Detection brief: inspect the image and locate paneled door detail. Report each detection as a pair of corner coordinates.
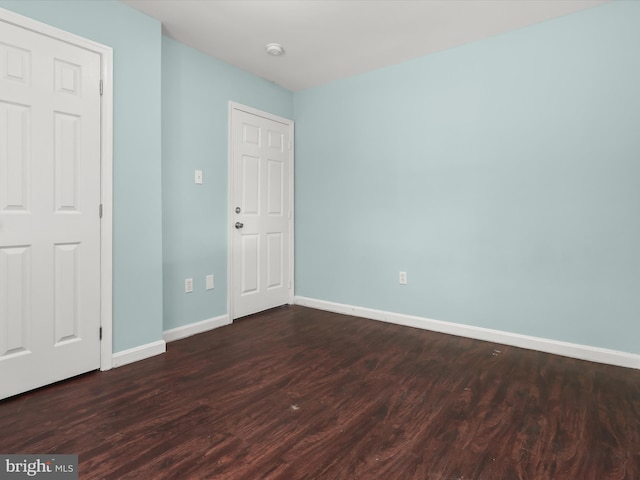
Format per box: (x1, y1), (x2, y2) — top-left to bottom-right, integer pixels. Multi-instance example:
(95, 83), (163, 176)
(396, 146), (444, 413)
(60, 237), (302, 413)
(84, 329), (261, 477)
(0, 18), (101, 399)
(231, 107), (293, 319)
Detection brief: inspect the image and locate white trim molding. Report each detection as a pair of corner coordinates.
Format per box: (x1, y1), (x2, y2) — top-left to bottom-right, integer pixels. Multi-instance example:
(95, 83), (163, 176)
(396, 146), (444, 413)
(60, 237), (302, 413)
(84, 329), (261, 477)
(112, 340), (166, 368)
(294, 296), (640, 370)
(99, 39), (114, 372)
(163, 314), (231, 343)
(0, 7), (114, 371)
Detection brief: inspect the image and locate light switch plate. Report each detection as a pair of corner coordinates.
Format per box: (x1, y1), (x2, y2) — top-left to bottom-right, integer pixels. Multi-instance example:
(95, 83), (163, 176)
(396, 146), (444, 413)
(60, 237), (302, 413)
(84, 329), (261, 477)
(206, 274), (214, 290)
(195, 170), (203, 184)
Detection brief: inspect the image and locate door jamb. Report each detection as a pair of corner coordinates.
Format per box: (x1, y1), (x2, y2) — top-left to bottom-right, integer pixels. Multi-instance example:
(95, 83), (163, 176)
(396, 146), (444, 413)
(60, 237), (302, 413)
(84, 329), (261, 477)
(227, 102), (294, 321)
(0, 8), (114, 370)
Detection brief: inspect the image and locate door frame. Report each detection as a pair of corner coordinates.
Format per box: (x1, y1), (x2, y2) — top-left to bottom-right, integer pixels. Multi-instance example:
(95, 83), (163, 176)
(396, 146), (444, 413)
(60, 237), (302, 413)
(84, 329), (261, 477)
(227, 102), (294, 321)
(0, 8), (114, 370)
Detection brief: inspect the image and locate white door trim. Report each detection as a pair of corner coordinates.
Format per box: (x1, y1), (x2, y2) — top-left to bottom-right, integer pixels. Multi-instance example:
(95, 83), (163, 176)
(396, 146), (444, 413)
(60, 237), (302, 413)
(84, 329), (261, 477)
(0, 7), (114, 370)
(227, 102), (294, 321)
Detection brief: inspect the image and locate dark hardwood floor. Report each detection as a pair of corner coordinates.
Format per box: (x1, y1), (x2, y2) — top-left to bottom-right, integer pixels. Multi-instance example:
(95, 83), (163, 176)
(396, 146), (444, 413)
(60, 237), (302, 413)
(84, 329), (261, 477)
(2, 305), (640, 479)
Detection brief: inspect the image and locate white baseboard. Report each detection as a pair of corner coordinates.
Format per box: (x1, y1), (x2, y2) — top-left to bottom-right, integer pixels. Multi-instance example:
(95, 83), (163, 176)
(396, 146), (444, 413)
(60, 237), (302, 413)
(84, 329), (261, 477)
(110, 315), (231, 369)
(294, 296), (640, 370)
(112, 340), (166, 368)
(163, 314), (231, 343)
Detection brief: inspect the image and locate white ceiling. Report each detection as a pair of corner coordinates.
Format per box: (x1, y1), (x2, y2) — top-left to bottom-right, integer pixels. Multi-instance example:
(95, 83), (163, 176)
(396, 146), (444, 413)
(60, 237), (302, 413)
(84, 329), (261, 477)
(121, 0), (609, 92)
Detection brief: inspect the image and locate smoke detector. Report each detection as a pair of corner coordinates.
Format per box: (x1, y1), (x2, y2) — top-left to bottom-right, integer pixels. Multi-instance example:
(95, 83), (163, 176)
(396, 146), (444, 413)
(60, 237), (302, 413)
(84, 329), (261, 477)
(265, 43), (285, 56)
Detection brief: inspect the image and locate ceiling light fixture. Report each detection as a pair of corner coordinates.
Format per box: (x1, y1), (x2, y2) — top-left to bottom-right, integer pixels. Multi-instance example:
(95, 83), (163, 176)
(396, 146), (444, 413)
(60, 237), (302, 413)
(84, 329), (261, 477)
(265, 43), (285, 56)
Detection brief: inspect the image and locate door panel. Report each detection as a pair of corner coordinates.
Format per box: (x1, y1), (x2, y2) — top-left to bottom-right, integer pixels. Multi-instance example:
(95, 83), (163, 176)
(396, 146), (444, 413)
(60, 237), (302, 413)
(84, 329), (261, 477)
(0, 246), (30, 358)
(0, 19), (101, 399)
(54, 242), (80, 344)
(231, 107), (292, 319)
(242, 154), (260, 215)
(0, 101), (30, 212)
(266, 159), (283, 215)
(54, 112), (81, 212)
(242, 234), (260, 297)
(266, 232), (283, 289)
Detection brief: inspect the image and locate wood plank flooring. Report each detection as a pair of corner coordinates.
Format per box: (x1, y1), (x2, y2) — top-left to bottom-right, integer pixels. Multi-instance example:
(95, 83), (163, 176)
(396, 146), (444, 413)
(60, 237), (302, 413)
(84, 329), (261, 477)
(1, 305), (639, 479)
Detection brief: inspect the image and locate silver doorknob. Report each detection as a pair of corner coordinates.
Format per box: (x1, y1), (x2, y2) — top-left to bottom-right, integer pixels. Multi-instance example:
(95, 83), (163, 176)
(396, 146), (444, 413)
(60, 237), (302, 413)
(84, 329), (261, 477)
(235, 222), (244, 229)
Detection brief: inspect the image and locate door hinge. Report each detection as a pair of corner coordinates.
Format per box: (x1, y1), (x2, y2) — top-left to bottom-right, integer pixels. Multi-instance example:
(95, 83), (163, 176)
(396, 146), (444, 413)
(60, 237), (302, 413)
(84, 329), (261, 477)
(99, 327), (103, 340)
(100, 80), (103, 96)
(99, 204), (103, 218)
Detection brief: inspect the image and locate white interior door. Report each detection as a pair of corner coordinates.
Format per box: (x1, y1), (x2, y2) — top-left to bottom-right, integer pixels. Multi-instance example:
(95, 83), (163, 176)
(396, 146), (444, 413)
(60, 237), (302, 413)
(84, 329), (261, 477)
(230, 105), (293, 319)
(0, 18), (102, 399)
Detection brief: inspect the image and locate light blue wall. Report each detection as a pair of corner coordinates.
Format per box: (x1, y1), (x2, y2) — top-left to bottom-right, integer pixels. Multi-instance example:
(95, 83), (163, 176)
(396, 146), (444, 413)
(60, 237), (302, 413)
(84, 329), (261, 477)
(294, 1), (640, 354)
(0, 0), (164, 352)
(161, 36), (293, 330)
(5, 0), (638, 358)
